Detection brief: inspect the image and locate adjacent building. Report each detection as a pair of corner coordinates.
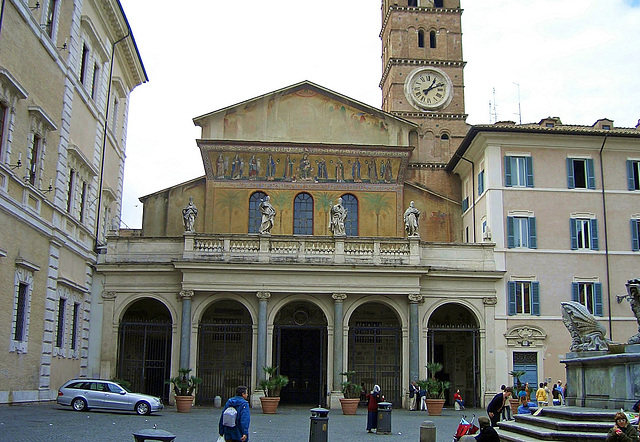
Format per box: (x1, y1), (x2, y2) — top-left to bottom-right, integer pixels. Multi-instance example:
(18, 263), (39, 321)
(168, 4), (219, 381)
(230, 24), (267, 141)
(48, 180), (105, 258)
(448, 118), (640, 389)
(0, 0), (146, 403)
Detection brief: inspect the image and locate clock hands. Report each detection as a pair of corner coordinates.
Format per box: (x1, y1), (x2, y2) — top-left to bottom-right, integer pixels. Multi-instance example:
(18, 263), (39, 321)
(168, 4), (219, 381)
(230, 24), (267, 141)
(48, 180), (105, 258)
(421, 79), (445, 96)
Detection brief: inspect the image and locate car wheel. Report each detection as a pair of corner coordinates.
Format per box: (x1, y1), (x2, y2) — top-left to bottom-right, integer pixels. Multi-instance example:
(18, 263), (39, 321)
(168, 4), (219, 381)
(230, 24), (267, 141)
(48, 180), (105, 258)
(72, 397), (87, 412)
(135, 401), (151, 416)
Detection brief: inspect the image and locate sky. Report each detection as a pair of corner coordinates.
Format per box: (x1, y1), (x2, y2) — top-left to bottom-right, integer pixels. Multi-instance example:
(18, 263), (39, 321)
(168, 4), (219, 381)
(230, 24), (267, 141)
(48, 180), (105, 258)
(118, 0), (640, 229)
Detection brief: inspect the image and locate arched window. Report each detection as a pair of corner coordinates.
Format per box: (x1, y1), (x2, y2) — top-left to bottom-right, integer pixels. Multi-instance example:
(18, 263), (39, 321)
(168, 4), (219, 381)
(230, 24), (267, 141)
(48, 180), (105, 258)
(293, 193), (313, 235)
(249, 191), (267, 233)
(430, 30), (436, 49)
(418, 30), (425, 48)
(441, 133), (450, 140)
(342, 194), (358, 237)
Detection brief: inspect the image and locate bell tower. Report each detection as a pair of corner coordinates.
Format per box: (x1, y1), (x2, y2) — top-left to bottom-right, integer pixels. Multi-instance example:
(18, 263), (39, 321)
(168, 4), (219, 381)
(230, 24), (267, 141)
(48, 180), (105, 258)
(380, 0), (467, 165)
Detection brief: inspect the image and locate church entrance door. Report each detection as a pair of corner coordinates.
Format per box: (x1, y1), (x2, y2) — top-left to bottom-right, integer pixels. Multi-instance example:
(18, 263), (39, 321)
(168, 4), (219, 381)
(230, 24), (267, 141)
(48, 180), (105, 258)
(272, 302), (328, 406)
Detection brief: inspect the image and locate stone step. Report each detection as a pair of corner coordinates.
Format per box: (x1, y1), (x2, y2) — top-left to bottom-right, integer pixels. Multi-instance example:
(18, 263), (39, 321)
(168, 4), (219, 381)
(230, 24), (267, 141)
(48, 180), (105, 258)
(510, 414), (611, 433)
(540, 406), (619, 423)
(497, 422), (608, 441)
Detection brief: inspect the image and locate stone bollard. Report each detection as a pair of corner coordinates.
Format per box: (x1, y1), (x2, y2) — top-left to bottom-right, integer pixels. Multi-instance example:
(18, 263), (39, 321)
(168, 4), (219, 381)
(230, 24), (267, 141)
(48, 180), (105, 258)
(420, 420), (436, 442)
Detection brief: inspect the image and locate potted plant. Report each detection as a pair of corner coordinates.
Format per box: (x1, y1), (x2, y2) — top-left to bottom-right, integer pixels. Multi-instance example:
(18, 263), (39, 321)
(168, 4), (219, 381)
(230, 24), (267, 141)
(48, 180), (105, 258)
(166, 367), (202, 413)
(509, 370), (526, 414)
(339, 371), (363, 415)
(258, 366), (289, 414)
(420, 362), (451, 416)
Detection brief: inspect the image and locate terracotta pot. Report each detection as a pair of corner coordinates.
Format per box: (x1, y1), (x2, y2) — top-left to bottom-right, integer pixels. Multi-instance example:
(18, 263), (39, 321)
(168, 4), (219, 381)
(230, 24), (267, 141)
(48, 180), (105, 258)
(425, 398), (445, 416)
(339, 398), (360, 415)
(175, 395), (194, 413)
(509, 398), (519, 415)
(260, 396), (281, 414)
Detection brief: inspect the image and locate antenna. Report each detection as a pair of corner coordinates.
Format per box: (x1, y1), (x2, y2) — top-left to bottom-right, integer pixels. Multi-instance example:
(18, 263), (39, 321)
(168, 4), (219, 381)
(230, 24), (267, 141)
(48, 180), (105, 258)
(513, 82), (522, 124)
(489, 88), (498, 123)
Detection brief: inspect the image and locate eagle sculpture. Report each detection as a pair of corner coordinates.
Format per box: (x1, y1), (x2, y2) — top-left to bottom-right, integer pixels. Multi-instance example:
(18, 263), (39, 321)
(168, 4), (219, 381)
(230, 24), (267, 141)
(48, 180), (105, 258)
(561, 301), (612, 352)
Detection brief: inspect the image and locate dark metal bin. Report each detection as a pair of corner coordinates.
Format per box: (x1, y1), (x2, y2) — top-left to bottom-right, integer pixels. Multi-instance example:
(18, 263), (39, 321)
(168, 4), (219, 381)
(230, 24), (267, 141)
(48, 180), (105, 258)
(309, 407), (329, 442)
(377, 401), (392, 434)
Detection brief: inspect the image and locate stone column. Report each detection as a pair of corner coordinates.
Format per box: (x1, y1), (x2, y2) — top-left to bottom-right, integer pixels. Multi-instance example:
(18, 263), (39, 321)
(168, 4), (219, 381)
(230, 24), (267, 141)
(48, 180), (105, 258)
(332, 293), (347, 390)
(179, 290), (194, 369)
(99, 291), (117, 379)
(331, 293), (347, 409)
(256, 291), (271, 383)
(408, 294), (423, 384)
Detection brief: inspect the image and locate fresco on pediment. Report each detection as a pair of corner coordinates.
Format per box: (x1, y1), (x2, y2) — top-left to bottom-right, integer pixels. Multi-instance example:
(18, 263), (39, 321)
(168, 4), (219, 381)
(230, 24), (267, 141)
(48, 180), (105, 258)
(212, 151), (400, 184)
(220, 89), (404, 146)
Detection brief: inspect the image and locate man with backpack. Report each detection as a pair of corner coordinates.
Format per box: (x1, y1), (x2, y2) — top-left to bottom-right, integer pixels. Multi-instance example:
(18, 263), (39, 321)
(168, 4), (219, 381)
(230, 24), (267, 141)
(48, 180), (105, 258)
(219, 386), (251, 442)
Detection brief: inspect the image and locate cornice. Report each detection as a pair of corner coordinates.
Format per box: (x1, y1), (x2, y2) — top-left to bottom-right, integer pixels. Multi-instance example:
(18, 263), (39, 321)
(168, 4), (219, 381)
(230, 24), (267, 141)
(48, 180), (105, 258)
(381, 6), (463, 38)
(391, 110), (467, 121)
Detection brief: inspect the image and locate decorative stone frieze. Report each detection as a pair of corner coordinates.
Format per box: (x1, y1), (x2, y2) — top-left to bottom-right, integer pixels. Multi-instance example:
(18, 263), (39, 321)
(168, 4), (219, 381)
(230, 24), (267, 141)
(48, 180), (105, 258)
(505, 326), (546, 348)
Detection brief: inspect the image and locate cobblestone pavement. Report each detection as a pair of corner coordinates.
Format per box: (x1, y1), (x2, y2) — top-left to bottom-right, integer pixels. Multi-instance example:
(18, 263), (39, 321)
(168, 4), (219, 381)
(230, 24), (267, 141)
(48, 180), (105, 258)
(0, 402), (481, 441)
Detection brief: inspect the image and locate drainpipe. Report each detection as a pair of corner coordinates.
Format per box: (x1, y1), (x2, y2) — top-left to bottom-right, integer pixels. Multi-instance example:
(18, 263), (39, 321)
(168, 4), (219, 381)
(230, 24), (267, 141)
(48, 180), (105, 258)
(598, 135), (612, 338)
(456, 155), (476, 243)
(94, 31), (130, 253)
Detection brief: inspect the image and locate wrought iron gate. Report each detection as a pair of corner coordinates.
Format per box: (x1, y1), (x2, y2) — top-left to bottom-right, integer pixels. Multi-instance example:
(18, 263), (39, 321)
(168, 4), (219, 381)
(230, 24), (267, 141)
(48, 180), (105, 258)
(197, 323), (252, 405)
(348, 326), (401, 406)
(117, 322), (172, 401)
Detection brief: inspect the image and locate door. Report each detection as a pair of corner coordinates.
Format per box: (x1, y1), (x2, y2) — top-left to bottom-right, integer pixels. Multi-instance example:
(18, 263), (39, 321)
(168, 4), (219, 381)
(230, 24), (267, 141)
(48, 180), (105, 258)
(275, 326), (326, 406)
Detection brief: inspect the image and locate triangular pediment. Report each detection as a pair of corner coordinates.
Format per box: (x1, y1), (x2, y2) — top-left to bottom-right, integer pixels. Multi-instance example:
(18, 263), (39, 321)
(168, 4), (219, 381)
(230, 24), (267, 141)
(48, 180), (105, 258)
(193, 81), (416, 146)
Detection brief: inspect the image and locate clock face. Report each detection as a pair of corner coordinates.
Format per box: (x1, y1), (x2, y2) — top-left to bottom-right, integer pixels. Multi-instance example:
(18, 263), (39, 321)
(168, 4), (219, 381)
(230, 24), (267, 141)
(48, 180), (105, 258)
(405, 68), (453, 110)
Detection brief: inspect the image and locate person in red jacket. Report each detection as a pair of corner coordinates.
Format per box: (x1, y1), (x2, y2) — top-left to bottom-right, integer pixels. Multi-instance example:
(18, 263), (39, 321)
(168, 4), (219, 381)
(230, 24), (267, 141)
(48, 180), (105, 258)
(365, 385), (384, 433)
(454, 389), (465, 409)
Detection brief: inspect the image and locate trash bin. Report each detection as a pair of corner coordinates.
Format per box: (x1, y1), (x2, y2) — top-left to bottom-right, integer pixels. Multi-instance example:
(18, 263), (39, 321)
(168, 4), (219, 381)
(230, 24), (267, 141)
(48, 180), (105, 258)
(377, 401), (392, 435)
(309, 407), (329, 442)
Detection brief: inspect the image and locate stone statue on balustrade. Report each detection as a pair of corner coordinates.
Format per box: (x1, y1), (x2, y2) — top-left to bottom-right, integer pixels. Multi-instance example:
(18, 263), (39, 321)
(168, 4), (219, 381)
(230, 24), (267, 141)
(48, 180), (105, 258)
(561, 301), (614, 351)
(259, 196), (276, 235)
(404, 201), (421, 237)
(182, 197), (198, 233)
(330, 197), (347, 237)
(616, 279), (640, 344)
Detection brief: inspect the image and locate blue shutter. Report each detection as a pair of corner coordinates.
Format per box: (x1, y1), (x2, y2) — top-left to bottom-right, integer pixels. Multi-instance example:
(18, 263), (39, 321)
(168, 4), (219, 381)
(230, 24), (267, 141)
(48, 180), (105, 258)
(505, 156), (512, 187)
(594, 283), (603, 316)
(572, 282), (580, 302)
(478, 170), (484, 195)
(586, 158), (596, 189)
(507, 216), (515, 248)
(567, 158), (575, 189)
(525, 156), (534, 188)
(461, 197), (468, 212)
(570, 219), (578, 250)
(508, 281), (517, 315)
(590, 218), (599, 250)
(627, 160), (636, 191)
(632, 219), (639, 251)
(531, 282), (540, 316)
(528, 217), (537, 249)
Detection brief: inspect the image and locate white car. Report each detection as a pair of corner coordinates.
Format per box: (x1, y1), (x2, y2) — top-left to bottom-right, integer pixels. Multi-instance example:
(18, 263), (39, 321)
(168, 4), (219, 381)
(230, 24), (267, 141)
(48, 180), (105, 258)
(57, 379), (164, 415)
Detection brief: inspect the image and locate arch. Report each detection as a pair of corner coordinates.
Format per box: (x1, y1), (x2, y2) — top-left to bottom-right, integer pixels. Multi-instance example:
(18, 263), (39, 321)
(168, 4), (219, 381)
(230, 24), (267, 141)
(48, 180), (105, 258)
(430, 30), (437, 49)
(347, 301), (403, 406)
(293, 192), (313, 235)
(425, 302), (481, 408)
(248, 191), (267, 233)
(118, 297), (173, 401)
(418, 29), (425, 48)
(193, 292), (258, 326)
(341, 193), (358, 236)
(197, 299), (253, 405)
(115, 293), (177, 325)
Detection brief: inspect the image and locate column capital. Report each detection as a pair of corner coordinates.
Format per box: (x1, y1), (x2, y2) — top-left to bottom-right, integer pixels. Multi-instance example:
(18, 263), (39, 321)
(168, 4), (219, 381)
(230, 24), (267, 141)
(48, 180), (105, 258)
(179, 290), (194, 300)
(408, 294), (423, 303)
(483, 296), (497, 305)
(257, 291), (271, 300)
(101, 291), (116, 300)
(332, 293), (347, 301)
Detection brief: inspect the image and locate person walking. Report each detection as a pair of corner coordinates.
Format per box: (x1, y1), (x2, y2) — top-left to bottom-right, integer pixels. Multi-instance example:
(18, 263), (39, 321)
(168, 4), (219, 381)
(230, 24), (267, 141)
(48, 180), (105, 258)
(487, 387), (510, 427)
(219, 386), (250, 442)
(366, 385), (384, 433)
(536, 382), (547, 407)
